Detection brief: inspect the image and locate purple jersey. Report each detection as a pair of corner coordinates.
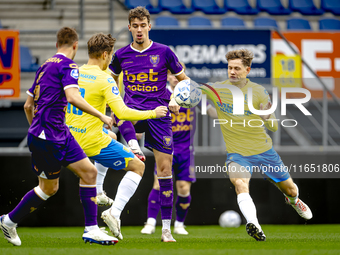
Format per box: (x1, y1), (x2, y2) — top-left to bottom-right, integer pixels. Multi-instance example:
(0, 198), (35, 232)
(27, 53), (79, 142)
(109, 41), (183, 110)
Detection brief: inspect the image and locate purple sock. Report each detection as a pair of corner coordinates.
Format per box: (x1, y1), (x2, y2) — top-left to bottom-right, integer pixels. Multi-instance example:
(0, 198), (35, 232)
(115, 116), (137, 143)
(79, 187), (97, 226)
(176, 194), (191, 223)
(159, 178), (173, 220)
(8, 189), (45, 223)
(147, 189), (161, 219)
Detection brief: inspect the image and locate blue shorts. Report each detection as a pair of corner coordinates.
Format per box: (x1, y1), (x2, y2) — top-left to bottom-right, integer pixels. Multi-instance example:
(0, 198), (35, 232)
(154, 149), (196, 182)
(90, 139), (135, 170)
(103, 127), (109, 135)
(225, 147), (290, 183)
(27, 133), (87, 180)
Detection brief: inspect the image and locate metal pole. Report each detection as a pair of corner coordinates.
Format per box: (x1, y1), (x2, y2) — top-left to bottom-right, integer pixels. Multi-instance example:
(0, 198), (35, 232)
(79, 0), (84, 39)
(109, 0), (114, 36)
(323, 89), (328, 147)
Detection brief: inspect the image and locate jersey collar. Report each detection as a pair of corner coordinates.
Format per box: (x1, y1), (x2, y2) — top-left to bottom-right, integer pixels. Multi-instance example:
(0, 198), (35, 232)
(130, 40), (153, 53)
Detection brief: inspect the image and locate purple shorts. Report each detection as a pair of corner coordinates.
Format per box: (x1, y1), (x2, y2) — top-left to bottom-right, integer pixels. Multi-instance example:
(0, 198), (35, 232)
(154, 148), (196, 182)
(27, 133), (87, 179)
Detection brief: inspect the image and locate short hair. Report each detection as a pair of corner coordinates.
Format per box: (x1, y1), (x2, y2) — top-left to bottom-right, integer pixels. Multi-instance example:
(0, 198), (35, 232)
(128, 6), (150, 24)
(225, 49), (254, 67)
(87, 33), (116, 58)
(57, 27), (78, 47)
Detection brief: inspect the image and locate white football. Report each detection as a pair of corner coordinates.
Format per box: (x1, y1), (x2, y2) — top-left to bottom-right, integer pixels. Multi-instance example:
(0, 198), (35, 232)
(174, 79), (202, 108)
(219, 210), (242, 228)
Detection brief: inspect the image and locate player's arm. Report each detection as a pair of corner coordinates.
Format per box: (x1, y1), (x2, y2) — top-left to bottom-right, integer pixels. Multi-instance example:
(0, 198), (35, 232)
(24, 95), (34, 125)
(258, 89), (278, 132)
(65, 87), (113, 128)
(207, 106), (218, 119)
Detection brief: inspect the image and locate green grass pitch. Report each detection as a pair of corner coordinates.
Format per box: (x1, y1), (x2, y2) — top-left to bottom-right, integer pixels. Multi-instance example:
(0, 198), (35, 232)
(1, 225), (340, 255)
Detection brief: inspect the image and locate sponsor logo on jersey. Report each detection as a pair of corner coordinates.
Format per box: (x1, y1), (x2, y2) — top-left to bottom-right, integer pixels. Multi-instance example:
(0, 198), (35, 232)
(71, 69), (79, 79)
(150, 55), (160, 65)
(163, 136), (172, 147)
(112, 86), (119, 95)
(107, 77), (115, 84)
(79, 73), (96, 80)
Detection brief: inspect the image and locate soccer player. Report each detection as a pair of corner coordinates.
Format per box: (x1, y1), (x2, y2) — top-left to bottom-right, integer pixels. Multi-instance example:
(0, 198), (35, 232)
(0, 27), (117, 246)
(207, 49), (312, 241)
(65, 32), (168, 240)
(141, 67), (218, 235)
(108, 6), (189, 242)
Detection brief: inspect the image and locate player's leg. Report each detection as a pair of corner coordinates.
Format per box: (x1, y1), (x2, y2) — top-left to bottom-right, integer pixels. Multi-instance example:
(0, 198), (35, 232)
(174, 180), (191, 235)
(141, 174), (160, 234)
(228, 161), (266, 241)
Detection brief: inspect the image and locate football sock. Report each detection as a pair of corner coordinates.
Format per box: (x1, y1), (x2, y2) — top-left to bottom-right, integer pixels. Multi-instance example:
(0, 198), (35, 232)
(175, 193), (191, 223)
(159, 177), (173, 230)
(111, 171), (142, 219)
(237, 192), (262, 231)
(174, 220), (184, 228)
(95, 162), (108, 194)
(7, 186), (49, 226)
(84, 225), (100, 232)
(146, 217), (157, 226)
(79, 185), (97, 227)
(285, 183), (299, 205)
(115, 117), (137, 144)
(147, 189), (161, 221)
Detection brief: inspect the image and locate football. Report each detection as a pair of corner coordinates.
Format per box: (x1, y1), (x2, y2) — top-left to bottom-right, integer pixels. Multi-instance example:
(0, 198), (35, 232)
(219, 210), (242, 228)
(173, 79), (202, 108)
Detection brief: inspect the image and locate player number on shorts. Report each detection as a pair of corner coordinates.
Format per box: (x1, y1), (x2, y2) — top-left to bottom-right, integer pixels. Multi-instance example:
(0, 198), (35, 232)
(67, 88), (85, 115)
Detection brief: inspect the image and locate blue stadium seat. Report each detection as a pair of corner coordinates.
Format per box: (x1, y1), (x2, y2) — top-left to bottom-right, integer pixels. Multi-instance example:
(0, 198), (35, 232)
(192, 0), (226, 14)
(159, 0), (193, 14)
(124, 0), (161, 14)
(224, 0), (259, 15)
(289, 0), (324, 15)
(221, 17), (245, 28)
(319, 18), (340, 30)
(254, 17), (279, 29)
(257, 0), (291, 15)
(155, 16), (180, 27)
(321, 0), (340, 15)
(188, 17), (213, 27)
(287, 18), (312, 30)
(20, 46), (40, 72)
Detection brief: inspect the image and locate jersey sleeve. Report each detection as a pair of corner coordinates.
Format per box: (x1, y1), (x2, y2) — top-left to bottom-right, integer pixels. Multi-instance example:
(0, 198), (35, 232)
(258, 87), (278, 132)
(165, 47), (184, 76)
(109, 51), (122, 76)
(102, 77), (156, 120)
(60, 62), (79, 90)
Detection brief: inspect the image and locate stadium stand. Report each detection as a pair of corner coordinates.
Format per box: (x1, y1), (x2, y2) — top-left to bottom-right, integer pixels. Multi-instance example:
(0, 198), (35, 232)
(289, 0), (324, 15)
(188, 16), (213, 27)
(124, 0), (161, 14)
(20, 45), (40, 72)
(254, 17), (279, 28)
(221, 17), (246, 27)
(192, 0), (226, 15)
(155, 16), (180, 27)
(159, 0), (193, 14)
(321, 0), (340, 15)
(224, 0), (259, 15)
(257, 0), (292, 15)
(287, 18), (312, 30)
(319, 18), (340, 30)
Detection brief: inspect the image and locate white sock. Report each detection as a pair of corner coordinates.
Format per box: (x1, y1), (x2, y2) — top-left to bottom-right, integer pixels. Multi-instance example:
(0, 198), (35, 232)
(95, 162), (108, 194)
(162, 219), (171, 231)
(285, 183), (299, 205)
(128, 139), (140, 151)
(110, 171), (142, 219)
(146, 217), (156, 226)
(237, 193), (262, 231)
(174, 220), (184, 228)
(3, 215), (16, 228)
(85, 225), (99, 232)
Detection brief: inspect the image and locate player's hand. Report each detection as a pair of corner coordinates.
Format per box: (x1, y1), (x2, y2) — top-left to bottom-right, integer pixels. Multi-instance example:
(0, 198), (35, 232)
(259, 102), (272, 121)
(100, 114), (113, 129)
(168, 98), (180, 116)
(154, 106), (168, 118)
(110, 112), (118, 127)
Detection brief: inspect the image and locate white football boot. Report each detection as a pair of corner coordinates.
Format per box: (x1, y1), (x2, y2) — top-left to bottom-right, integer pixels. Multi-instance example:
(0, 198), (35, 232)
(285, 197), (313, 220)
(96, 191), (114, 206)
(82, 227), (118, 245)
(141, 223), (155, 234)
(0, 215), (21, 246)
(101, 209), (123, 240)
(161, 229), (176, 242)
(174, 226), (189, 235)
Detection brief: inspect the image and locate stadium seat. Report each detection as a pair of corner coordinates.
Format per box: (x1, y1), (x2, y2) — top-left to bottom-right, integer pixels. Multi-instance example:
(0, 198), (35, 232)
(124, 0), (161, 14)
(257, 0), (291, 15)
(321, 0), (340, 15)
(289, 0), (324, 15)
(188, 17), (213, 27)
(159, 0), (193, 14)
(224, 0), (259, 15)
(287, 18), (312, 30)
(192, 0), (226, 15)
(319, 18), (340, 30)
(20, 46), (40, 72)
(221, 17), (246, 28)
(254, 17), (279, 29)
(155, 16), (180, 27)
